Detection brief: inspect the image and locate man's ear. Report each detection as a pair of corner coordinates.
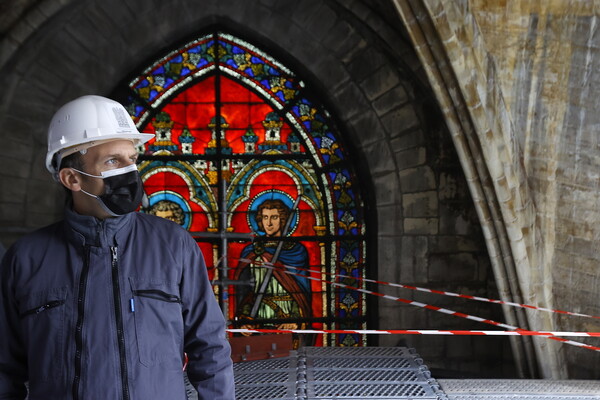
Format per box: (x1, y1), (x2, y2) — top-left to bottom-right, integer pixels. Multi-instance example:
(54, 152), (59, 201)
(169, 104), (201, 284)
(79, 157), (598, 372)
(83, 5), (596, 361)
(58, 168), (81, 191)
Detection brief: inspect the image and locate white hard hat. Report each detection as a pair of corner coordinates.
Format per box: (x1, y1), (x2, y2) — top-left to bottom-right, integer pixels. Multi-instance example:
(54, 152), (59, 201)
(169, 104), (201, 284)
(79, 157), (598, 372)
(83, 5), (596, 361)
(46, 95), (154, 175)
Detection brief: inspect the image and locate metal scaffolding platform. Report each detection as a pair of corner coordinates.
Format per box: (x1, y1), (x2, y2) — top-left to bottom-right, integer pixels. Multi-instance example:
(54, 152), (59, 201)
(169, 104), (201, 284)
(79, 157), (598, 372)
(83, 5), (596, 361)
(438, 379), (600, 400)
(233, 346), (447, 400)
(232, 347), (600, 400)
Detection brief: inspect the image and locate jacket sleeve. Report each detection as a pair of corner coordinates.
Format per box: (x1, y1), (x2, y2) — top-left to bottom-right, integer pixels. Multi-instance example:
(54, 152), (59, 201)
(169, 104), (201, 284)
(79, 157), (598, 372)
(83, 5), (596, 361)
(179, 233), (235, 400)
(0, 247), (28, 399)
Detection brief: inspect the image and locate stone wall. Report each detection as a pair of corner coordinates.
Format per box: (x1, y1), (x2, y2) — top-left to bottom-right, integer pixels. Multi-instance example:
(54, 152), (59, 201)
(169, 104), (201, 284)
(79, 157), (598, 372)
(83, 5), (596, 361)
(470, 0), (600, 377)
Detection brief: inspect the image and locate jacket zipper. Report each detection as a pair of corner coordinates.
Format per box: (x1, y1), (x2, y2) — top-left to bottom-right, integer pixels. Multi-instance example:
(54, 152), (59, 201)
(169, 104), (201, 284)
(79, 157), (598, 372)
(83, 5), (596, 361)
(20, 300), (65, 318)
(111, 246), (130, 400)
(133, 289), (182, 303)
(72, 245), (91, 400)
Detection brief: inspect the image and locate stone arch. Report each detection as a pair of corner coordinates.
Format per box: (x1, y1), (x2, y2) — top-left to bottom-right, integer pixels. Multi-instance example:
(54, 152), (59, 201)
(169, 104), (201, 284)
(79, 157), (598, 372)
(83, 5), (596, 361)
(393, 0), (565, 378)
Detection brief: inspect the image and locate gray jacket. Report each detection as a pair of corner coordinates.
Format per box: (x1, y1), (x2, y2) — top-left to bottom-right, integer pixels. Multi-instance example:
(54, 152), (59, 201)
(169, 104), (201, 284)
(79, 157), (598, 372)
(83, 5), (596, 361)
(0, 208), (234, 399)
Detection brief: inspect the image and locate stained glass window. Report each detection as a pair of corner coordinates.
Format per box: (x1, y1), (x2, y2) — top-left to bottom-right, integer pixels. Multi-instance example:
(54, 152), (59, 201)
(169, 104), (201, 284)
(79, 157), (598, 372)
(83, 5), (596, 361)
(118, 32), (367, 347)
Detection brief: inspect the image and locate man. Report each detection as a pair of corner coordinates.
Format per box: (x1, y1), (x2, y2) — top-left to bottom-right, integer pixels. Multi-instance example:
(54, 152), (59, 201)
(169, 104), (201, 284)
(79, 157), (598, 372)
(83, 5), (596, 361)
(234, 199), (310, 333)
(0, 95), (234, 399)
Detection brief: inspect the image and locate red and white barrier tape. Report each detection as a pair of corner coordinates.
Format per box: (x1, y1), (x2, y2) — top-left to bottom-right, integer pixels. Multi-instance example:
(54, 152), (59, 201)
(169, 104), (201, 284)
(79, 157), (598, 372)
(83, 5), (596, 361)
(227, 328), (600, 338)
(230, 258), (600, 321)
(242, 260), (600, 352)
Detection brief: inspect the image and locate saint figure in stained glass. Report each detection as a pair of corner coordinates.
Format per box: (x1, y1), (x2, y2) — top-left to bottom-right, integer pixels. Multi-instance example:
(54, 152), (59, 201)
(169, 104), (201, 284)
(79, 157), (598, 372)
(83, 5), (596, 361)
(234, 198), (310, 329)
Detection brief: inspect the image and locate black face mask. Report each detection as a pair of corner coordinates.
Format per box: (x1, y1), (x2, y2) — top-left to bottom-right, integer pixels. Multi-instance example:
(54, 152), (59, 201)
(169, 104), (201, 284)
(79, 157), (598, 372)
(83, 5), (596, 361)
(75, 164), (144, 216)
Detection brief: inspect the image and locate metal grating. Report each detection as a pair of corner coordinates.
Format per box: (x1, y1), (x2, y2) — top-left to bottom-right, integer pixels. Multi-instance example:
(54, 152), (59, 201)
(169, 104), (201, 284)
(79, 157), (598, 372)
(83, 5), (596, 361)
(302, 346), (443, 400)
(233, 346), (446, 400)
(439, 379), (600, 400)
(233, 356), (296, 372)
(311, 368), (426, 383)
(227, 348), (600, 400)
(233, 352), (299, 400)
(302, 346), (419, 358)
(308, 382), (433, 399)
(235, 370), (292, 385)
(308, 356), (420, 370)
(442, 397), (600, 400)
(234, 383), (296, 400)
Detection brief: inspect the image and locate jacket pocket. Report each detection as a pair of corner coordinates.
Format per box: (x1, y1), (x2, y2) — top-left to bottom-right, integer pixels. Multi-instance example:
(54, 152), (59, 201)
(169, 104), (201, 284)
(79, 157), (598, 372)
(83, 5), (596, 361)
(18, 287), (68, 380)
(129, 279), (183, 367)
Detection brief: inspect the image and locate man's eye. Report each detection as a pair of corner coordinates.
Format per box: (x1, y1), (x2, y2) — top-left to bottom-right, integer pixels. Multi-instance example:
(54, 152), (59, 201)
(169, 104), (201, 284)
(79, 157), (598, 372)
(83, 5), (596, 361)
(106, 159), (118, 165)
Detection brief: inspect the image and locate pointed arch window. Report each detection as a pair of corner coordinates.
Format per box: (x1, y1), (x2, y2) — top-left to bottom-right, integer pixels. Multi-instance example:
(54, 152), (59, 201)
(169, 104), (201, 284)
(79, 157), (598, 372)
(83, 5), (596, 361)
(117, 31), (368, 346)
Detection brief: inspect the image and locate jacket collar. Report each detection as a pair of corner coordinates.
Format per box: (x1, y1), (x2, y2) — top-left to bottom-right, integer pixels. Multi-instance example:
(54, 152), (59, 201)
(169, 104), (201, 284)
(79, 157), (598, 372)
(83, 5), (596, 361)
(65, 206), (135, 247)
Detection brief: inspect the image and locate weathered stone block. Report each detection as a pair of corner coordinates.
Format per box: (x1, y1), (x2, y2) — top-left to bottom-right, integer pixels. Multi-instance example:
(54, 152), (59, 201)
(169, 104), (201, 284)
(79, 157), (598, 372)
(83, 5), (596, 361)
(31, 65), (73, 101)
(429, 253), (478, 282)
(376, 204), (401, 235)
(0, 201), (25, 224)
(400, 235), (428, 283)
(27, 179), (62, 211)
(430, 236), (480, 253)
(0, 177), (27, 203)
(380, 105), (419, 137)
(377, 235), (400, 280)
(404, 217), (438, 235)
(346, 47), (387, 82)
(347, 112), (387, 147)
(7, 83), (56, 127)
(439, 203), (476, 236)
(0, 155), (30, 179)
(312, 56), (351, 93)
(331, 82), (368, 120)
(300, 2), (337, 40)
(23, 6), (47, 33)
(372, 84), (410, 116)
(395, 146), (426, 170)
(398, 166), (436, 192)
(562, 235), (596, 260)
(363, 139), (396, 175)
(7, 12), (35, 45)
(439, 172), (469, 200)
(290, 0), (324, 27)
(273, 21), (307, 50)
(323, 19), (355, 54)
(360, 66), (401, 101)
(0, 39), (18, 68)
(390, 128), (425, 149)
(402, 191), (438, 217)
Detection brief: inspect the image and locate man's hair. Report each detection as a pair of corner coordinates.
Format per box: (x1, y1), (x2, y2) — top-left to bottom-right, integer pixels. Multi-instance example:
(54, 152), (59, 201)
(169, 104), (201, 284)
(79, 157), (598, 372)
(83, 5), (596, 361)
(59, 152), (84, 171)
(58, 152), (85, 197)
(255, 199), (290, 232)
